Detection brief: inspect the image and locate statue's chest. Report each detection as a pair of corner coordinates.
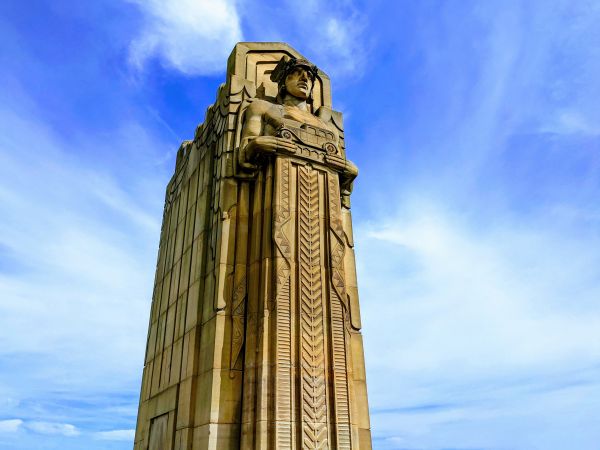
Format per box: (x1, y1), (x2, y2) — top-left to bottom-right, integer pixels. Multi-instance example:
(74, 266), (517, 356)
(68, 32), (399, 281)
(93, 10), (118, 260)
(264, 105), (338, 152)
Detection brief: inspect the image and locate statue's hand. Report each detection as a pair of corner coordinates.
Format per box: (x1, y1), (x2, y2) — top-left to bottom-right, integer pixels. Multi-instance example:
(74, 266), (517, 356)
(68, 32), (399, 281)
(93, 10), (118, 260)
(246, 136), (297, 160)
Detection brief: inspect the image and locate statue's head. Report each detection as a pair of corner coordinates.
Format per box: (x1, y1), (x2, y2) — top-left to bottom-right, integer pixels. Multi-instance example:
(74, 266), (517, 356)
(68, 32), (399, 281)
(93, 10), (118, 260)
(270, 56), (318, 102)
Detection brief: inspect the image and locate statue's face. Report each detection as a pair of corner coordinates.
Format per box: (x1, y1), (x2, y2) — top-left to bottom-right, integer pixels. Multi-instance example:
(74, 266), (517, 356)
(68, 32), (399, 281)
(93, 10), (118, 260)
(284, 67), (313, 100)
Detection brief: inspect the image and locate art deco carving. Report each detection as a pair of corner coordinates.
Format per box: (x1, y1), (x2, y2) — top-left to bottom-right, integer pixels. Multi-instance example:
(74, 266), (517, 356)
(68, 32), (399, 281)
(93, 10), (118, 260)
(134, 43), (371, 450)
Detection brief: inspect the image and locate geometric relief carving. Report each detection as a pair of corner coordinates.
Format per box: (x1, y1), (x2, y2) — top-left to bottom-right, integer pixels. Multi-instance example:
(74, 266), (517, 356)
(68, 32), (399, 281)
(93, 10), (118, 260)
(298, 164), (329, 449)
(274, 158), (293, 447)
(327, 172), (353, 449)
(274, 158), (292, 263)
(275, 276), (292, 447)
(328, 171), (349, 314)
(230, 272), (246, 372)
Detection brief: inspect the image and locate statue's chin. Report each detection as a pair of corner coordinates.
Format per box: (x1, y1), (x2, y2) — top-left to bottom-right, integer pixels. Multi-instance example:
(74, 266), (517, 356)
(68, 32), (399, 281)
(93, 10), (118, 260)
(287, 89), (308, 100)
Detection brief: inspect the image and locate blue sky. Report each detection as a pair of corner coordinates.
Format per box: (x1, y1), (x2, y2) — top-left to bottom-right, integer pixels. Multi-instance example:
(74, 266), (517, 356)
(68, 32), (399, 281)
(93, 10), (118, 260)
(1, 0), (599, 449)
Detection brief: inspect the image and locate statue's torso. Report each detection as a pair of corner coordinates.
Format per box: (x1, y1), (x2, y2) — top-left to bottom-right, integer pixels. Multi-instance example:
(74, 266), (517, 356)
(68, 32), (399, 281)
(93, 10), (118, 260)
(253, 99), (340, 158)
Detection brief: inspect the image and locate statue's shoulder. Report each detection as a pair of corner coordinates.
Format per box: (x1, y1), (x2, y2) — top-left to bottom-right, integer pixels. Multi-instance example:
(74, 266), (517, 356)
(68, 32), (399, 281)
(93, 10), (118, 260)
(246, 98), (281, 116)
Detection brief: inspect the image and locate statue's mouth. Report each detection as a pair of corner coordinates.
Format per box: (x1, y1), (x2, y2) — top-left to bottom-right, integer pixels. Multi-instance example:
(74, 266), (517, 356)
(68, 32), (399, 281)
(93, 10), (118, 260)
(298, 82), (308, 90)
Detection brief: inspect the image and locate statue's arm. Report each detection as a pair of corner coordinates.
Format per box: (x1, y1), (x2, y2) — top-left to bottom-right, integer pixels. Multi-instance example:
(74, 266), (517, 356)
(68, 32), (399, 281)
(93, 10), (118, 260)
(324, 150), (358, 207)
(239, 102), (296, 170)
(339, 158), (358, 208)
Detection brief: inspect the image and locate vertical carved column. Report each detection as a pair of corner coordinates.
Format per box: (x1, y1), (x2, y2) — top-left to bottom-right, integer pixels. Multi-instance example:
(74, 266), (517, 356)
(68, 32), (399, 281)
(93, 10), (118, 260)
(327, 172), (353, 449)
(297, 165), (329, 450)
(230, 182), (250, 373)
(273, 158), (293, 448)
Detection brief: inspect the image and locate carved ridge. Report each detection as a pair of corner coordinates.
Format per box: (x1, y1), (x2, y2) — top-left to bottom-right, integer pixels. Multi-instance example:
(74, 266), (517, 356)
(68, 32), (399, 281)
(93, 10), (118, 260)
(328, 173), (353, 449)
(230, 273), (246, 371)
(275, 276), (292, 447)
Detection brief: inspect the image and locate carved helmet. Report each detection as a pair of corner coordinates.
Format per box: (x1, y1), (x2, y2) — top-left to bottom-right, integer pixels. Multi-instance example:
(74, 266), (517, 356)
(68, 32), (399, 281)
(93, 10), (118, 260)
(270, 56), (318, 102)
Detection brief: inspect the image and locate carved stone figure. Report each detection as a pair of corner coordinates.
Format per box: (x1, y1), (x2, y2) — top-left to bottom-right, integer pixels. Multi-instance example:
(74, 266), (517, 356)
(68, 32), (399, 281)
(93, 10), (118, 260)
(239, 56), (358, 207)
(134, 42), (371, 450)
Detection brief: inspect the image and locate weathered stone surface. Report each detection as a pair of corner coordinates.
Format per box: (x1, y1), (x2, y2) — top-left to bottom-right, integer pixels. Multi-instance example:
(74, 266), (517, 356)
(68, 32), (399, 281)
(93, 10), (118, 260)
(134, 42), (371, 449)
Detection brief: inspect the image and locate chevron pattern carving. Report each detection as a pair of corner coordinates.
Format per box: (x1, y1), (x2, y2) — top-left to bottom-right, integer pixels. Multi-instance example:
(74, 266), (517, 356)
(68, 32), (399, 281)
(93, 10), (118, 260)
(298, 165), (329, 450)
(274, 158), (292, 264)
(274, 158), (293, 448)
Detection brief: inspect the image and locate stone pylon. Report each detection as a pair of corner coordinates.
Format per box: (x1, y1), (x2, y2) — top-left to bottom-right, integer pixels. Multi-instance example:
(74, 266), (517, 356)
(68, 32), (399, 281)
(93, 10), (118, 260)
(134, 42), (371, 450)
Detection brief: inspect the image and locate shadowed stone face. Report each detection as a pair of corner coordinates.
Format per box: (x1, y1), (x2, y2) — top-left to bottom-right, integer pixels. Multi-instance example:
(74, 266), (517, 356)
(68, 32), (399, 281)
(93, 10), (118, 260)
(284, 67), (313, 100)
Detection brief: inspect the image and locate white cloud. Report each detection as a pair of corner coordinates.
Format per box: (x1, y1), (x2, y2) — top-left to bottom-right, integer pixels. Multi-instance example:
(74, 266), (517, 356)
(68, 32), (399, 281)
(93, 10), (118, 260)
(302, 2), (367, 79)
(0, 113), (158, 360)
(346, 4), (600, 446)
(0, 419), (23, 433)
(319, 14), (367, 76)
(127, 0), (243, 75)
(126, 0), (368, 78)
(360, 200), (600, 376)
(0, 102), (156, 446)
(26, 421), (79, 437)
(356, 197), (600, 448)
(539, 109), (600, 136)
(0, 86), (172, 421)
(238, 0), (368, 80)
(94, 429), (135, 441)
(371, 374), (600, 450)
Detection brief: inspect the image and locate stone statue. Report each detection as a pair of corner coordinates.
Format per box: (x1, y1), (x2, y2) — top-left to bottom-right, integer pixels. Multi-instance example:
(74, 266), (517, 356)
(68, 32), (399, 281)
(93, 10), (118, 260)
(134, 43), (371, 450)
(239, 56), (358, 207)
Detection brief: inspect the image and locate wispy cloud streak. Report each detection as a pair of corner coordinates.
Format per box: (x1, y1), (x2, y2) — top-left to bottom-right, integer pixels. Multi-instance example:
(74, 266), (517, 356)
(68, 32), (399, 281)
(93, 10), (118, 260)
(349, 2), (600, 448)
(0, 84), (169, 447)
